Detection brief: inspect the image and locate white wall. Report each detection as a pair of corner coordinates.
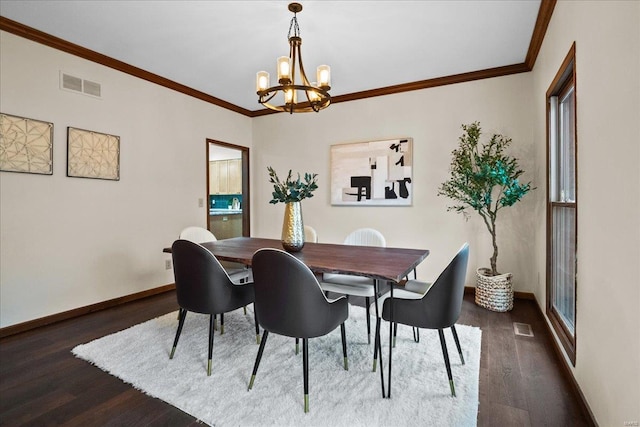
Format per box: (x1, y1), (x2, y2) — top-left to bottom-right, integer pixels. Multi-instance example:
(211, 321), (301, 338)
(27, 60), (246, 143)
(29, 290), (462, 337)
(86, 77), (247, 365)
(251, 73), (538, 287)
(0, 31), (252, 327)
(530, 1), (640, 425)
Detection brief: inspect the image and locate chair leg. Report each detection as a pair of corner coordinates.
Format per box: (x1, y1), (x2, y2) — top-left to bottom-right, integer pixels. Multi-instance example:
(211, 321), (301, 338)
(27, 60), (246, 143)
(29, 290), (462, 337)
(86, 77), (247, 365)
(220, 313), (225, 335)
(214, 314), (218, 331)
(413, 327), (420, 343)
(393, 322), (398, 348)
(244, 305), (247, 315)
(438, 329), (455, 397)
(248, 330), (269, 390)
(450, 325), (465, 365)
(170, 308), (187, 359)
(365, 297), (371, 344)
(340, 323), (348, 370)
(295, 338), (299, 355)
(254, 308), (260, 344)
(303, 338), (309, 413)
(207, 314), (215, 376)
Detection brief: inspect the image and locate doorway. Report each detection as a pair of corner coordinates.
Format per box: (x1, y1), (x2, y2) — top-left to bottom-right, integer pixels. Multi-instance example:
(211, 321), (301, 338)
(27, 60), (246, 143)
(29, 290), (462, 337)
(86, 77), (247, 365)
(206, 139), (250, 239)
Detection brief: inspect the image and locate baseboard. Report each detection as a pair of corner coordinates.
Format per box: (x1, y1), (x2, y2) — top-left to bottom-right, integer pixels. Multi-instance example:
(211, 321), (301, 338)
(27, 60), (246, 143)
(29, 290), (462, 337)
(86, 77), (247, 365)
(0, 283), (176, 339)
(531, 295), (599, 427)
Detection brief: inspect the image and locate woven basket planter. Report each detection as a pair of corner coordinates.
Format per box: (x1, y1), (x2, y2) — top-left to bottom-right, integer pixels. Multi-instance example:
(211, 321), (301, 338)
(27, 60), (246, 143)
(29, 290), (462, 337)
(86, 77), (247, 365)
(475, 268), (513, 312)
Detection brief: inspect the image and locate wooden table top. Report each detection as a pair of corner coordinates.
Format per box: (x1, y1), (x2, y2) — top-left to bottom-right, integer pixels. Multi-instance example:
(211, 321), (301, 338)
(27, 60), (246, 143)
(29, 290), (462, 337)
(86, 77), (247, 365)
(164, 237), (429, 284)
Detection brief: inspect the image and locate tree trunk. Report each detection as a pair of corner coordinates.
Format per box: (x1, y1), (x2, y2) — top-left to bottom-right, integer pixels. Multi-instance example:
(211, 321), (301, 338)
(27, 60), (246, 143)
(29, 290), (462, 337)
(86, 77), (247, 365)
(490, 220), (498, 276)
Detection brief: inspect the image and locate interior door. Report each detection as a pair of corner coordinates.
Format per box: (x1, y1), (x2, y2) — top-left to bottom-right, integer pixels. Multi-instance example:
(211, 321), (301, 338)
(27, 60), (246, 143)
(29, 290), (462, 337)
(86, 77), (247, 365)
(206, 140), (250, 238)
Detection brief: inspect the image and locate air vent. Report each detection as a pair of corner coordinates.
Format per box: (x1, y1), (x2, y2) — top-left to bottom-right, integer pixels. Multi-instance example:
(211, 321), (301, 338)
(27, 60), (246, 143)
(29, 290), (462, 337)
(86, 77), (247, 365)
(60, 72), (102, 99)
(513, 322), (534, 337)
(62, 73), (82, 92)
(83, 79), (101, 97)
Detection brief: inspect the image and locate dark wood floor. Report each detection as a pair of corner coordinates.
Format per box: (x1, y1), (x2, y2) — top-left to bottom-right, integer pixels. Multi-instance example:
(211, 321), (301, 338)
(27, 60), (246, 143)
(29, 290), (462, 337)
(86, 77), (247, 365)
(0, 291), (590, 426)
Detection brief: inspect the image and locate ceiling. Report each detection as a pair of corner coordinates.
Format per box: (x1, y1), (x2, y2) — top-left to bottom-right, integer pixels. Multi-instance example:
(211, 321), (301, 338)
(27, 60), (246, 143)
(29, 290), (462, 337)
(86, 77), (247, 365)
(0, 1), (543, 114)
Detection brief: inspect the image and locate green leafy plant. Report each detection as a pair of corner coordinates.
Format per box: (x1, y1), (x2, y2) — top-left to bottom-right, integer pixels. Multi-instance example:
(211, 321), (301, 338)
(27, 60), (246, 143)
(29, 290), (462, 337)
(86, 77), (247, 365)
(267, 166), (318, 204)
(438, 122), (533, 276)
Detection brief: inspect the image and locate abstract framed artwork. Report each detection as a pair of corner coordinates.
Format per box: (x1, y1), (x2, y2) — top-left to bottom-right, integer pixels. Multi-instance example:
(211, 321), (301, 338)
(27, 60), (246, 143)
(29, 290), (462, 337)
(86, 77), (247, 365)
(0, 113), (54, 175)
(67, 127), (120, 181)
(331, 138), (413, 206)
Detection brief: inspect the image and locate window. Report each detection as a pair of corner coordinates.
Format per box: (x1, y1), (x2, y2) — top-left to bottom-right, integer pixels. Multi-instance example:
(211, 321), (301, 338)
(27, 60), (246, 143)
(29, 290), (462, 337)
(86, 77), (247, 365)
(546, 43), (577, 365)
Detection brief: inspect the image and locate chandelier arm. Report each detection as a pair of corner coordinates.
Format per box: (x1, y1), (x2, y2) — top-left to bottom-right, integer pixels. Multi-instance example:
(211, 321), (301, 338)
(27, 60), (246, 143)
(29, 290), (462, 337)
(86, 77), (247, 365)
(289, 39), (298, 90)
(296, 45), (312, 87)
(258, 84), (330, 113)
(258, 90), (278, 105)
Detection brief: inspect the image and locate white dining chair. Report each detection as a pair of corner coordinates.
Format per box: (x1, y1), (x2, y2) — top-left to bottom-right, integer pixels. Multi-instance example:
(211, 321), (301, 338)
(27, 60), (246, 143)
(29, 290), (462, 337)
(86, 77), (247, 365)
(304, 225), (318, 243)
(320, 228), (386, 344)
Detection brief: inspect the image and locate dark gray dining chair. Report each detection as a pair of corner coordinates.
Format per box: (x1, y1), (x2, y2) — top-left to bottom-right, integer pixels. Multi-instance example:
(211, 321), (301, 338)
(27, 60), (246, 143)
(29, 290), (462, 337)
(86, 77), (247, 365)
(248, 248), (349, 413)
(179, 226), (251, 283)
(170, 239), (259, 376)
(179, 226), (252, 333)
(374, 242), (469, 396)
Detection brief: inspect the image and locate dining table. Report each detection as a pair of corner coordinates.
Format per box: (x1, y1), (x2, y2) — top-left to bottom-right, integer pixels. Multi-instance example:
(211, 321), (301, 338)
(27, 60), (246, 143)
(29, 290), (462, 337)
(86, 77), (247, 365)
(164, 236), (430, 398)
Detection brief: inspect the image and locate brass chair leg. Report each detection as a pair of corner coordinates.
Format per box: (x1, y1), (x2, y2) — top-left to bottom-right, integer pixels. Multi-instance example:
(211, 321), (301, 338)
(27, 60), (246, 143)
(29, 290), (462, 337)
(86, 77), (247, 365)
(438, 328), (455, 396)
(302, 338), (309, 413)
(341, 323), (348, 370)
(170, 309), (187, 359)
(248, 330), (269, 390)
(207, 314), (215, 376)
(451, 324), (465, 365)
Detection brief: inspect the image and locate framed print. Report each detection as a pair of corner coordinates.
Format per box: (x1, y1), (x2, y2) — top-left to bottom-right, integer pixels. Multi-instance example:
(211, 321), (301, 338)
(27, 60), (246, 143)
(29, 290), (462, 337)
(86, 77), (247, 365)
(331, 138), (412, 206)
(0, 113), (53, 175)
(67, 127), (120, 180)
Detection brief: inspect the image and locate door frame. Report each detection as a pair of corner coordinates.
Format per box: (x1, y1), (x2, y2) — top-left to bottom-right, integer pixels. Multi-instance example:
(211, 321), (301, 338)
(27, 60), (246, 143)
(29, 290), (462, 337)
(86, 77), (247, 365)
(206, 139), (250, 237)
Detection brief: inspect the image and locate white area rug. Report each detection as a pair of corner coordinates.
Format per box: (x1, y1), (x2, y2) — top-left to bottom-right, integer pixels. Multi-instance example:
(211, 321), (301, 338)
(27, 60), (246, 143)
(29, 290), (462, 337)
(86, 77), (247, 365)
(73, 305), (481, 426)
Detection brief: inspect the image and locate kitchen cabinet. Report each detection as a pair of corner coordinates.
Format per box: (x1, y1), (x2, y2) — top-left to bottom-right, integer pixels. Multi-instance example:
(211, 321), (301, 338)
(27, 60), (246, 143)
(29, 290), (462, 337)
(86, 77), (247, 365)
(209, 161), (220, 194)
(227, 159), (242, 194)
(209, 159), (241, 195)
(209, 213), (242, 240)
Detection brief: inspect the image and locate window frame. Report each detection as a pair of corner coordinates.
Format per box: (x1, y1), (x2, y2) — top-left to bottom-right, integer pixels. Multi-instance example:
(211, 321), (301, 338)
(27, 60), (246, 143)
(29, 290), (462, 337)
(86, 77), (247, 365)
(546, 43), (578, 365)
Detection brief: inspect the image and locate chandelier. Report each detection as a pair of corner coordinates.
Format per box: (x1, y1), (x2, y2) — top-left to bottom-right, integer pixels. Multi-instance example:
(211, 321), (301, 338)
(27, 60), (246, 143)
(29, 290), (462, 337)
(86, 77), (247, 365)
(256, 2), (331, 113)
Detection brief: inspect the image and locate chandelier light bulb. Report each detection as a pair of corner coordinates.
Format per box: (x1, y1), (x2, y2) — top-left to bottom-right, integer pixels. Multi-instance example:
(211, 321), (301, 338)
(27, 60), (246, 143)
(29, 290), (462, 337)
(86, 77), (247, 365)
(317, 65), (331, 89)
(256, 71), (270, 92)
(308, 84), (320, 102)
(284, 88), (296, 104)
(277, 57), (292, 83)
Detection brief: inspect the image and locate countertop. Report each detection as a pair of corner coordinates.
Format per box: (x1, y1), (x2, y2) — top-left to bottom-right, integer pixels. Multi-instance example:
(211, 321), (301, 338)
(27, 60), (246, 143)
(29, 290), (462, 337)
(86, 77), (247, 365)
(210, 209), (242, 216)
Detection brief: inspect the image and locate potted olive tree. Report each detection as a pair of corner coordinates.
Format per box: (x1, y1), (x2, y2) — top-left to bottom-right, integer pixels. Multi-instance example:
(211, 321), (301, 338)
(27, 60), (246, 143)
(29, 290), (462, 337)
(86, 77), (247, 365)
(438, 122), (533, 312)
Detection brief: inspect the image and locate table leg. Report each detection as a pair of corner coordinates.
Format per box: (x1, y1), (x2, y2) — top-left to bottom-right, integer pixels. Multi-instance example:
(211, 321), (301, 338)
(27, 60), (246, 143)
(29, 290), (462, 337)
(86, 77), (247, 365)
(373, 279), (386, 398)
(387, 283), (394, 398)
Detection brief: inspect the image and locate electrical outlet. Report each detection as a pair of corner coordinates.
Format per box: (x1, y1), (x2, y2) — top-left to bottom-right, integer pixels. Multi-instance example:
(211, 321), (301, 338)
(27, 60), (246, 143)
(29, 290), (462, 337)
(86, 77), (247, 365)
(198, 198), (204, 207)
(165, 259), (172, 270)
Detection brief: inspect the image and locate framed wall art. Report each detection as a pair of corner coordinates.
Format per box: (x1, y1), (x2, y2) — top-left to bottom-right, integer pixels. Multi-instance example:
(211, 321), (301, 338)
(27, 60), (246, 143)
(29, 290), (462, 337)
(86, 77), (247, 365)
(331, 138), (412, 206)
(67, 127), (120, 181)
(0, 113), (54, 175)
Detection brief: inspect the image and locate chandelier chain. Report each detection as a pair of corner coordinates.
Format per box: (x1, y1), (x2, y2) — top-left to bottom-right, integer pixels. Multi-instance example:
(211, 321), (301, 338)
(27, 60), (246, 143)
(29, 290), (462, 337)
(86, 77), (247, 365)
(287, 14), (300, 39)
